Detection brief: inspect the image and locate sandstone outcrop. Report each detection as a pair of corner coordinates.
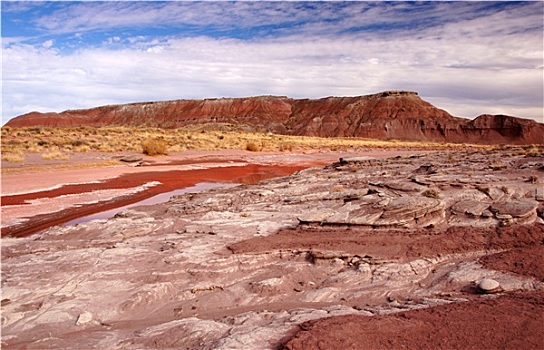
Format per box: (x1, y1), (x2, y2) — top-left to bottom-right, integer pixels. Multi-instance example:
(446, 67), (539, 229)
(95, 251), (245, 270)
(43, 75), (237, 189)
(6, 91), (543, 145)
(2, 148), (543, 349)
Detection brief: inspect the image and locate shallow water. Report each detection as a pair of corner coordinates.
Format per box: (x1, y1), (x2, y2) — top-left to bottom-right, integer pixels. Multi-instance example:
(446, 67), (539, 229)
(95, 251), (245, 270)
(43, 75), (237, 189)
(64, 182), (239, 226)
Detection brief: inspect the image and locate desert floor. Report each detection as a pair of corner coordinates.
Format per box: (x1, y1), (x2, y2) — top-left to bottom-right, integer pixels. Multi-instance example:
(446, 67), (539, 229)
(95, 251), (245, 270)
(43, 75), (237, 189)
(1, 148), (543, 349)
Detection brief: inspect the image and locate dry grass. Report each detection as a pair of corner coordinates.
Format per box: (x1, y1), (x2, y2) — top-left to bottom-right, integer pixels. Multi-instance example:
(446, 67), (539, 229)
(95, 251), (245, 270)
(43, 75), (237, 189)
(41, 151), (69, 160)
(246, 142), (260, 152)
(1, 124), (498, 158)
(141, 138), (168, 156)
(1, 159), (121, 175)
(2, 152), (25, 163)
(422, 189), (440, 199)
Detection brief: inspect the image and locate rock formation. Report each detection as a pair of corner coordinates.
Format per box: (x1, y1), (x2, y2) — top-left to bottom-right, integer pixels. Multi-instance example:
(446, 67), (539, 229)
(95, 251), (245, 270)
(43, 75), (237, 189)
(6, 91), (543, 145)
(2, 148), (544, 349)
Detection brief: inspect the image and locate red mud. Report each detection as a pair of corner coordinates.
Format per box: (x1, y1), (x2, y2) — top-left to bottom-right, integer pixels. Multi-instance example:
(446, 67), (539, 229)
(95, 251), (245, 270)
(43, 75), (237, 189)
(1, 164), (305, 238)
(281, 291), (544, 350)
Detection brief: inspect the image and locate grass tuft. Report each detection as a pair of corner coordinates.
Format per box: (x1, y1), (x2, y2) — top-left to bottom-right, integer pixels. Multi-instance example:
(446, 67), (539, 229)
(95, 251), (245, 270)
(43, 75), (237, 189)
(246, 142), (260, 152)
(41, 151), (69, 160)
(2, 152), (25, 163)
(422, 189), (440, 199)
(141, 138), (168, 156)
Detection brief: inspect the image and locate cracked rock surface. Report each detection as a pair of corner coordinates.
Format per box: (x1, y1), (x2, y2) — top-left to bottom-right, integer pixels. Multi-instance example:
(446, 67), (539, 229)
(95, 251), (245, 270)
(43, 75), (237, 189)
(2, 148), (544, 349)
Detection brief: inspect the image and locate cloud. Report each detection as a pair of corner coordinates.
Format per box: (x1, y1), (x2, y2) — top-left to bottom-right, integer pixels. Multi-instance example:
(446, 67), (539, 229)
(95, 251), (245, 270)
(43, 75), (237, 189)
(41, 39), (54, 48)
(2, 1), (543, 124)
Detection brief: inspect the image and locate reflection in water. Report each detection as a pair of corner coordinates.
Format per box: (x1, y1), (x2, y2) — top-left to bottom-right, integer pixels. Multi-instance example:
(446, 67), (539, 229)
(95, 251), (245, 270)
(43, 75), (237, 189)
(64, 182), (239, 226)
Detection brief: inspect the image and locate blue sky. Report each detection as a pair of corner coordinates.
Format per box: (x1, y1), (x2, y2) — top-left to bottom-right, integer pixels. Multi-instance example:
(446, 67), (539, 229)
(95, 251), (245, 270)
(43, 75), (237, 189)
(2, 1), (543, 124)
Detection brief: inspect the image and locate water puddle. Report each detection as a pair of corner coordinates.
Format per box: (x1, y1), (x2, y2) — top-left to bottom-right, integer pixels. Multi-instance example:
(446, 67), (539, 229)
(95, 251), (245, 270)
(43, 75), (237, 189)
(64, 182), (239, 226)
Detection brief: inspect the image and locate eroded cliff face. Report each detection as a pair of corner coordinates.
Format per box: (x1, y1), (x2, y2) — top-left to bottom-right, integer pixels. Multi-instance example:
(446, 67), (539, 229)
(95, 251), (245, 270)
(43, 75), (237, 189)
(286, 91), (461, 142)
(6, 91), (543, 144)
(454, 114), (544, 145)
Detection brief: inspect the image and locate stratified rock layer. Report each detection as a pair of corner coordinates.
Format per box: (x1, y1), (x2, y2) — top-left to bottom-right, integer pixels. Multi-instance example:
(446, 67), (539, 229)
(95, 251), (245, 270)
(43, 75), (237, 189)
(2, 148), (543, 349)
(6, 91), (544, 144)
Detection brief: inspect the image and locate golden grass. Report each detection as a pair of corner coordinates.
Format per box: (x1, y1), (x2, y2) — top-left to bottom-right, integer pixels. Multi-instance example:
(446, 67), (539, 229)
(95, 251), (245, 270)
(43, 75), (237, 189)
(141, 138), (168, 156)
(1, 124), (500, 159)
(1, 159), (121, 175)
(41, 150), (69, 160)
(2, 152), (25, 163)
(245, 142), (260, 152)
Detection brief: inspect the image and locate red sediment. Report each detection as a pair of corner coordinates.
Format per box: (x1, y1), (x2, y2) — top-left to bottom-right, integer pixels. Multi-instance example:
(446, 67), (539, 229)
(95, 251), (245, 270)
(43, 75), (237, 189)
(229, 224), (544, 261)
(1, 164), (306, 238)
(281, 291), (544, 350)
(479, 244), (544, 281)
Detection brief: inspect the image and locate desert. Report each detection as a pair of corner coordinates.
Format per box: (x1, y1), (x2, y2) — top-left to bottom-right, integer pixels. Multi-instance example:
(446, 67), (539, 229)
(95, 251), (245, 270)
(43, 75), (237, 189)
(4, 1), (544, 348)
(1, 100), (544, 348)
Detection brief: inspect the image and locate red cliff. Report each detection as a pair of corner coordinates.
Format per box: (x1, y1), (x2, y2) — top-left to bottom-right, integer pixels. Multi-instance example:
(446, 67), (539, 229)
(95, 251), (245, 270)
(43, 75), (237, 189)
(6, 91), (543, 145)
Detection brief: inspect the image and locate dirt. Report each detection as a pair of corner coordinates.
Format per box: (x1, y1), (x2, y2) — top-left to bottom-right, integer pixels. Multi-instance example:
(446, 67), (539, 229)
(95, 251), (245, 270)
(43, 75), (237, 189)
(229, 225), (544, 261)
(480, 244), (544, 281)
(281, 290), (544, 350)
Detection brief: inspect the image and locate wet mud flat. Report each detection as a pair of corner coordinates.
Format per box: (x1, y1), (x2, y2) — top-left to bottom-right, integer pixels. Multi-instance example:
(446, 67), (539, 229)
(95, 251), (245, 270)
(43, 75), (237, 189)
(1, 148), (543, 349)
(1, 163), (305, 237)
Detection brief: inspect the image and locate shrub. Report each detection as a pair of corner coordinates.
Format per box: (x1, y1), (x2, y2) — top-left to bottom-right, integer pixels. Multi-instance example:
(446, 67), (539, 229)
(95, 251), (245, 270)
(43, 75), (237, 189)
(28, 127), (42, 134)
(74, 145), (91, 153)
(422, 189), (440, 199)
(524, 145), (543, 157)
(246, 142), (259, 152)
(71, 139), (87, 147)
(141, 138), (168, 156)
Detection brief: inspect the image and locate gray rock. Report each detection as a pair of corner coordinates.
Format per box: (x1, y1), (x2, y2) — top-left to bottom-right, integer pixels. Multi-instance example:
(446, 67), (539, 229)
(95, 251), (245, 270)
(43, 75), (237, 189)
(536, 187), (544, 202)
(374, 197), (443, 227)
(478, 279), (500, 293)
(339, 156), (376, 164)
(347, 209), (384, 226)
(120, 154), (144, 163)
(412, 176), (431, 186)
(481, 210), (494, 218)
(385, 182), (424, 192)
(451, 200), (490, 217)
(489, 201), (537, 218)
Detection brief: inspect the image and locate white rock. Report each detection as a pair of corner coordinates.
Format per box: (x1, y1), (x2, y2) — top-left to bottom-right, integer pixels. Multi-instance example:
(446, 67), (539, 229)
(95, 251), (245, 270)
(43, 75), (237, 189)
(478, 278), (500, 293)
(76, 311), (93, 326)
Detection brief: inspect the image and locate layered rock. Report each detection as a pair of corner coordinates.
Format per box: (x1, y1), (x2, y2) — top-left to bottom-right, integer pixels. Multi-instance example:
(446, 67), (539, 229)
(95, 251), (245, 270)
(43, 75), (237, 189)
(2, 148), (543, 349)
(6, 91), (543, 145)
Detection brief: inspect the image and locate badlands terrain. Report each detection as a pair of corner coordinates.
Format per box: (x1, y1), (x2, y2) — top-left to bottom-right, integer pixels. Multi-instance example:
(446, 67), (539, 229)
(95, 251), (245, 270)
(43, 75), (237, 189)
(7, 91), (544, 144)
(2, 90), (544, 349)
(2, 144), (544, 349)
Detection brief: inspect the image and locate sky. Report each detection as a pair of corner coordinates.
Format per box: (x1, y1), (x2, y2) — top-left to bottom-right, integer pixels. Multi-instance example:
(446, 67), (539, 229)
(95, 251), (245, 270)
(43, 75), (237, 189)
(2, 1), (543, 125)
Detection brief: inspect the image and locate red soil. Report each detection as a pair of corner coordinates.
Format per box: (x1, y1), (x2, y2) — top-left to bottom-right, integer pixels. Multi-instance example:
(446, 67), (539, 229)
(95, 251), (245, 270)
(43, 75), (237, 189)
(281, 291), (544, 350)
(229, 224), (544, 261)
(480, 244), (544, 281)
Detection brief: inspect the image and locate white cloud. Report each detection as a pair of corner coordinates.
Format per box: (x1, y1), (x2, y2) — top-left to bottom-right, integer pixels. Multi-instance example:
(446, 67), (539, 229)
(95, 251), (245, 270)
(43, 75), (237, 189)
(2, 2), (543, 124)
(42, 39), (54, 48)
